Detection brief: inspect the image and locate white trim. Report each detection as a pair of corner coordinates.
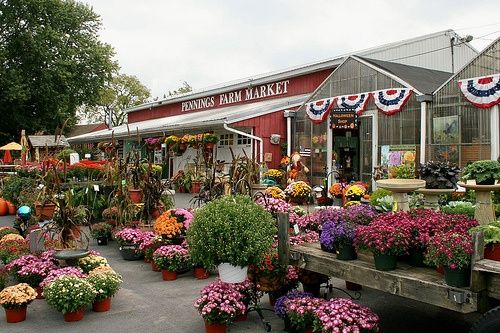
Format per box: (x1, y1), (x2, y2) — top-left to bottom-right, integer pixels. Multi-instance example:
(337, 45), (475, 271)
(491, 104), (500, 160)
(420, 101), (427, 163)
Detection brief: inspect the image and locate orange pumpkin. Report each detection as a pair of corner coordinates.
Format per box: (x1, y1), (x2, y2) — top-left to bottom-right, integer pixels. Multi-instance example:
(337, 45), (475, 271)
(0, 198), (8, 216)
(6, 201), (16, 215)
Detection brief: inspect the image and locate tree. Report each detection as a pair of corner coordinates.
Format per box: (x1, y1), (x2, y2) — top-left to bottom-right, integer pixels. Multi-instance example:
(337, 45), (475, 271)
(167, 81), (192, 97)
(81, 73), (151, 127)
(0, 0), (117, 143)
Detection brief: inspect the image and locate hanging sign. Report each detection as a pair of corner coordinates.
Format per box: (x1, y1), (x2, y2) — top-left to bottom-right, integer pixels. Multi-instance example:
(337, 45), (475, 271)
(335, 93), (371, 115)
(330, 108), (358, 129)
(306, 97), (336, 124)
(458, 73), (500, 108)
(372, 88), (413, 115)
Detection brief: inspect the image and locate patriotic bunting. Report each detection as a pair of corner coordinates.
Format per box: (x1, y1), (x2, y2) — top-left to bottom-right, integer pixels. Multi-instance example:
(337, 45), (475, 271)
(458, 74), (500, 108)
(372, 88), (413, 116)
(335, 93), (371, 115)
(305, 97), (336, 123)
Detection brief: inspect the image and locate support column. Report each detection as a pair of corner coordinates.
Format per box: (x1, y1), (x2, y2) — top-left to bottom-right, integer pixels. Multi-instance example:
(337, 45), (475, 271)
(371, 111), (378, 190)
(420, 101), (427, 163)
(491, 104), (499, 160)
(326, 120), (334, 187)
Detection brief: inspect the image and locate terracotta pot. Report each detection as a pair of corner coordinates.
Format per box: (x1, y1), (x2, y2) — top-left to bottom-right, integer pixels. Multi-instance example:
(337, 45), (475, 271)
(34, 202), (56, 220)
(194, 267), (210, 279)
(191, 181), (202, 194)
(161, 269), (177, 281)
(4, 306), (27, 323)
(204, 320), (227, 333)
(63, 308), (85, 322)
(128, 189), (143, 203)
(484, 244), (500, 261)
(152, 261), (161, 272)
(92, 297), (111, 312)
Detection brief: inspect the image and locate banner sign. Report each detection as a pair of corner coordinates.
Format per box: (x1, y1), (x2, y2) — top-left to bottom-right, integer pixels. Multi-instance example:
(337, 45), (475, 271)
(372, 88), (413, 115)
(458, 73), (500, 108)
(306, 97), (336, 124)
(335, 93), (371, 115)
(330, 108), (358, 129)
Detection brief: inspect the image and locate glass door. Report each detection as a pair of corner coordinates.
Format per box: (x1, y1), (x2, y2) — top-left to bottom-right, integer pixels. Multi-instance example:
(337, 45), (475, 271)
(359, 115), (373, 186)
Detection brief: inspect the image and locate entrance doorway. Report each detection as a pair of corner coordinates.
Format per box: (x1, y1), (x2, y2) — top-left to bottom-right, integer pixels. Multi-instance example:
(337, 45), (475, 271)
(332, 131), (359, 182)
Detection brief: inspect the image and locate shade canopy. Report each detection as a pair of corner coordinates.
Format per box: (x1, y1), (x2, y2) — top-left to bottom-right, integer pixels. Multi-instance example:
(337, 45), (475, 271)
(0, 142), (23, 150)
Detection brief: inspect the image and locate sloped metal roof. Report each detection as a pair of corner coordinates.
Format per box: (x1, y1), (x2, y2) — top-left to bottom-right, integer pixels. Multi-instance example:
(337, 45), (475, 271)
(68, 94), (308, 143)
(28, 135), (69, 148)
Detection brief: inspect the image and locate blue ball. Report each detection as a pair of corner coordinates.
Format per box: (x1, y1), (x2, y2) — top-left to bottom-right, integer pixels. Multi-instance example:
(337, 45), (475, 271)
(17, 205), (31, 219)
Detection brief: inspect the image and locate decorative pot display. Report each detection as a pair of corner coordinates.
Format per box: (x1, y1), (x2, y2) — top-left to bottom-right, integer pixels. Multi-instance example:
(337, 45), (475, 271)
(63, 308), (85, 322)
(34, 202), (56, 220)
(161, 269), (177, 281)
(128, 189), (143, 203)
(92, 297), (112, 312)
(373, 253), (397, 271)
(217, 263), (248, 283)
(4, 306), (27, 323)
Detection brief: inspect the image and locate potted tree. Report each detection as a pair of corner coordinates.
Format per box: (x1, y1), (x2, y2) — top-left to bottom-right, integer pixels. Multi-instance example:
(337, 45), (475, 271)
(461, 159), (500, 185)
(127, 150), (145, 203)
(186, 195), (276, 283)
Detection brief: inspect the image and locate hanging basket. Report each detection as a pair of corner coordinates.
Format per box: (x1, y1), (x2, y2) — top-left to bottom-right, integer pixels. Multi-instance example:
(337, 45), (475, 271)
(217, 263), (248, 283)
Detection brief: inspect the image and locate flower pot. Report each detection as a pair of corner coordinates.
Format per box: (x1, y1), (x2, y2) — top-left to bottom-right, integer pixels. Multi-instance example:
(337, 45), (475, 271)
(255, 274), (284, 292)
(63, 308), (85, 322)
(5, 306), (27, 323)
(204, 142), (215, 150)
(336, 243), (357, 261)
(161, 269), (177, 281)
(34, 202), (56, 220)
(152, 261), (161, 272)
(204, 320), (227, 333)
(373, 253), (397, 271)
(191, 181), (202, 194)
(194, 267), (210, 279)
(444, 266), (471, 288)
(96, 236), (108, 246)
(128, 189), (143, 203)
(0, 199), (7, 216)
(217, 263), (248, 283)
(92, 297), (111, 312)
(408, 247), (426, 267)
(484, 244), (500, 261)
(477, 178), (496, 185)
(320, 243), (336, 253)
(35, 285), (44, 299)
(119, 244), (143, 261)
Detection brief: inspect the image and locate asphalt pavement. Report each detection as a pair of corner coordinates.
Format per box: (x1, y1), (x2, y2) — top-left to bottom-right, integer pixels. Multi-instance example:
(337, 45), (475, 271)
(0, 194), (482, 332)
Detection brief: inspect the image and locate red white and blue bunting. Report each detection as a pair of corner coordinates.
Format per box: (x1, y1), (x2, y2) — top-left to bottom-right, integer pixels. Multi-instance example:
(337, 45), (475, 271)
(335, 93), (371, 115)
(305, 97), (336, 123)
(372, 88), (413, 116)
(458, 74), (500, 108)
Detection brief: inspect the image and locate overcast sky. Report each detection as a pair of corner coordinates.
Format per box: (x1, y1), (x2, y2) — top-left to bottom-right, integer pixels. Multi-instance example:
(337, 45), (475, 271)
(81, 0), (500, 99)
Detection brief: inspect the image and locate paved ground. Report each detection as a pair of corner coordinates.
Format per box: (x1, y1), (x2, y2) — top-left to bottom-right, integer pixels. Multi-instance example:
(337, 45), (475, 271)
(0, 194), (483, 332)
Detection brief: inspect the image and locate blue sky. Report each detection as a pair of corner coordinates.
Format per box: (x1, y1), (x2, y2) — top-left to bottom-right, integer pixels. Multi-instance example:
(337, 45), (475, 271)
(82, 0), (500, 99)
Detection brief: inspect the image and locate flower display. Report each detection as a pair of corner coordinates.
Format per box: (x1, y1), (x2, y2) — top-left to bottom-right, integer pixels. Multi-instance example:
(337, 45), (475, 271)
(89, 265), (115, 275)
(170, 208), (194, 230)
(295, 211), (322, 232)
(154, 210), (185, 239)
(328, 183), (346, 198)
(255, 196), (292, 215)
(193, 279), (247, 324)
(90, 222), (113, 239)
(355, 213), (413, 256)
(114, 228), (147, 246)
(0, 283), (36, 309)
(263, 169), (284, 182)
(249, 250), (286, 278)
(78, 255), (109, 273)
(140, 235), (170, 261)
(0, 233), (24, 243)
(424, 231), (473, 270)
(144, 137), (162, 146)
(40, 267), (87, 288)
(273, 290), (313, 319)
(87, 269), (123, 301)
(265, 186), (286, 200)
(153, 245), (191, 271)
(289, 230), (319, 246)
(343, 204), (378, 226)
(164, 135), (179, 145)
(285, 181), (312, 199)
(6, 254), (58, 287)
(320, 220), (357, 251)
(0, 237), (30, 264)
(0, 226), (19, 240)
(312, 298), (380, 333)
(344, 184), (366, 201)
(180, 134), (196, 145)
(284, 296), (326, 331)
(44, 275), (97, 314)
(102, 206), (119, 220)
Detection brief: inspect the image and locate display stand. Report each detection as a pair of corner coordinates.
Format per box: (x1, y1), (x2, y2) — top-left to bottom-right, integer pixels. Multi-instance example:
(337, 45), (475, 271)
(376, 179), (426, 211)
(416, 188), (455, 211)
(457, 181), (500, 225)
(54, 249), (90, 266)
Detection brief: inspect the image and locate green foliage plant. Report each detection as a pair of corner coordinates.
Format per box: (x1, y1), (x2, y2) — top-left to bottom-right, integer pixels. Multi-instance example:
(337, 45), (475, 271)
(441, 201), (475, 218)
(87, 270), (122, 301)
(462, 160), (500, 184)
(187, 195), (276, 270)
(1, 176), (37, 206)
(469, 221), (500, 245)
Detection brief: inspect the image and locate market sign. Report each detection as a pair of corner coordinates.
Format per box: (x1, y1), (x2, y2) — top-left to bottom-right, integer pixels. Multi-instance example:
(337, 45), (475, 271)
(330, 108), (358, 129)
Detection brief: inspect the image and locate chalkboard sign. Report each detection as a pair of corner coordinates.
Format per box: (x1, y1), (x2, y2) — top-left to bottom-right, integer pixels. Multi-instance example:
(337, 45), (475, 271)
(330, 108), (358, 129)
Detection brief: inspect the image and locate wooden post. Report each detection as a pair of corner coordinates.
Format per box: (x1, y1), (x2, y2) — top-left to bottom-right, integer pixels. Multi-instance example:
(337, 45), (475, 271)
(277, 212), (290, 266)
(471, 231), (489, 312)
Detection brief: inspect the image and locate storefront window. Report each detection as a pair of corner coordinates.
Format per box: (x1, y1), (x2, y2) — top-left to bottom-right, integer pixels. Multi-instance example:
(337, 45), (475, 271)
(219, 134), (234, 146)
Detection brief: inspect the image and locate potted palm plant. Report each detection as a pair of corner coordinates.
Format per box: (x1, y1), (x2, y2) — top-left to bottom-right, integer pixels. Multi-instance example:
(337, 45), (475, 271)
(186, 195), (276, 283)
(461, 159), (500, 185)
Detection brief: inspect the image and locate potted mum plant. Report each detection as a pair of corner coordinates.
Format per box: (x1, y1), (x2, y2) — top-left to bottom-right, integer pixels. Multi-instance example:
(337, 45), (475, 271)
(461, 159), (500, 185)
(152, 245), (191, 281)
(90, 222), (113, 246)
(418, 160), (460, 189)
(114, 228), (151, 260)
(321, 220), (358, 260)
(77, 254), (109, 273)
(87, 268), (123, 312)
(187, 195), (276, 283)
(247, 250), (287, 292)
(194, 279), (247, 332)
(284, 181), (312, 205)
(153, 209), (187, 242)
(0, 283), (37, 323)
(424, 231), (474, 287)
(44, 275), (97, 322)
(284, 296), (325, 332)
(355, 212), (413, 271)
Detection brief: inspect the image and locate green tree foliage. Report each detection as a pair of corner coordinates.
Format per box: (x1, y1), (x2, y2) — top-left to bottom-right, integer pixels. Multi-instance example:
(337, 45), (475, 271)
(166, 81), (192, 97)
(0, 0), (117, 142)
(81, 73), (151, 127)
